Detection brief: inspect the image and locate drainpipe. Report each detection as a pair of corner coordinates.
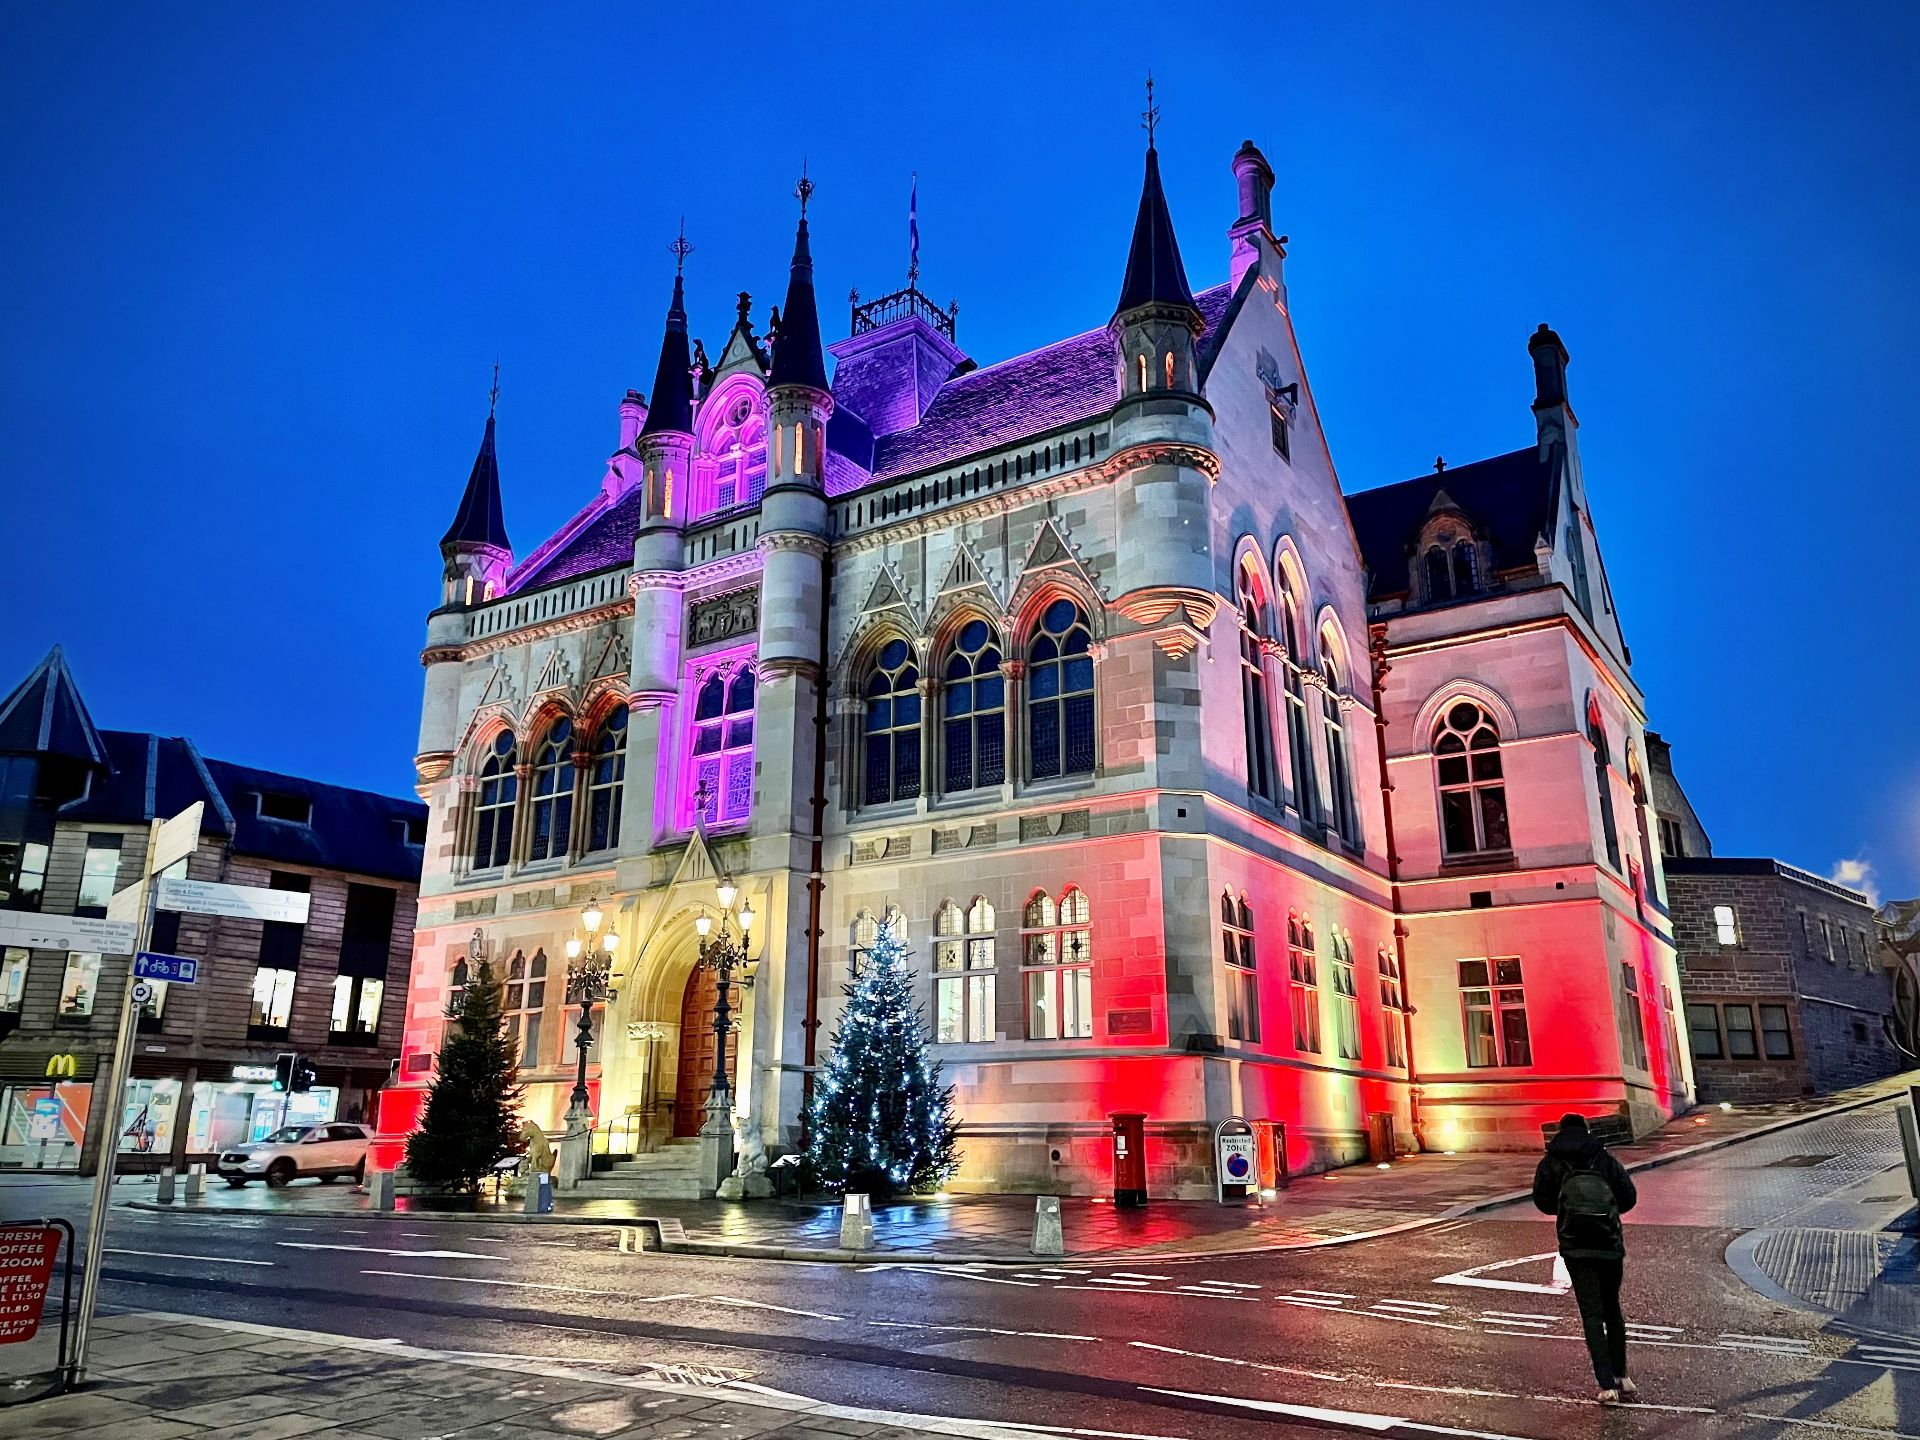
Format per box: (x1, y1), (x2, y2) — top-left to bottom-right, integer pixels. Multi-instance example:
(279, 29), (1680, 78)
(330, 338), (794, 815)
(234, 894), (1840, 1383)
(799, 547), (835, 1136)
(1368, 624), (1422, 1149)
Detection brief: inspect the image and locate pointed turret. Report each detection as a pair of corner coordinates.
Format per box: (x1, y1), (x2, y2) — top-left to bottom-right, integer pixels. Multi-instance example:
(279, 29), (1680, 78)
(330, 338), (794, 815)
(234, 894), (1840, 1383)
(639, 272), (695, 438)
(0, 645), (109, 771)
(768, 196), (829, 394)
(1115, 143), (1196, 317)
(439, 393), (512, 607)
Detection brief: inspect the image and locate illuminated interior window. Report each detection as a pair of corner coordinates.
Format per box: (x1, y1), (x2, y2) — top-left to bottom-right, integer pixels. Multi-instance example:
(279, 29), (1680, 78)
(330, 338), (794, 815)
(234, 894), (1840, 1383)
(1713, 904), (1739, 947)
(1136, 354), (1148, 393)
(527, 719), (575, 863)
(1434, 701), (1509, 856)
(935, 897), (996, 1044)
(1027, 599), (1095, 780)
(688, 662), (756, 828)
(941, 620), (1005, 794)
(586, 708), (627, 852)
(863, 639), (922, 806)
(1286, 915), (1320, 1054)
(1163, 351), (1175, 388)
(0, 948), (27, 1013)
(472, 732), (518, 869)
(58, 952), (101, 1019)
(1221, 892), (1258, 1044)
(1022, 889), (1092, 1040)
(1459, 957), (1530, 1067)
(1237, 566), (1278, 803)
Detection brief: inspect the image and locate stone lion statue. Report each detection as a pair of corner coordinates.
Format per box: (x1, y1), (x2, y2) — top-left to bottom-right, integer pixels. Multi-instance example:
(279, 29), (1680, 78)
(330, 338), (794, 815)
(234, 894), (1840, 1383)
(518, 1120), (555, 1175)
(731, 1115), (769, 1177)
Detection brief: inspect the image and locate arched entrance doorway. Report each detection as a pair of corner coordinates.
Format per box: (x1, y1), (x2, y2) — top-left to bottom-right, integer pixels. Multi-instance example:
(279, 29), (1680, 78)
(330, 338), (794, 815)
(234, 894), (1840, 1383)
(673, 963), (720, 1137)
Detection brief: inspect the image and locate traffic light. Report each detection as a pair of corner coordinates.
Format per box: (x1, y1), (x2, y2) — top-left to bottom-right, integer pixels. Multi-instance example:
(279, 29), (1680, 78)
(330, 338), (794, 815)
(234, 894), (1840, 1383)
(272, 1052), (297, 1092)
(291, 1057), (317, 1094)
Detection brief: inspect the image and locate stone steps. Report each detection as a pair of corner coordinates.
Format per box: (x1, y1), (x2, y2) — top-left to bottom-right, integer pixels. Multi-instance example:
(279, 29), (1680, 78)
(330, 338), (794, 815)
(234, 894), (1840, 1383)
(578, 1139), (709, 1199)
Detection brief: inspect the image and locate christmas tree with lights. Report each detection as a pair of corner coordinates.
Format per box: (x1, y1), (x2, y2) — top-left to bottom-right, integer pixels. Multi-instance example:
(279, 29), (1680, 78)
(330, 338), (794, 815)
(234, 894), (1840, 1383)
(406, 958), (524, 1195)
(806, 914), (961, 1196)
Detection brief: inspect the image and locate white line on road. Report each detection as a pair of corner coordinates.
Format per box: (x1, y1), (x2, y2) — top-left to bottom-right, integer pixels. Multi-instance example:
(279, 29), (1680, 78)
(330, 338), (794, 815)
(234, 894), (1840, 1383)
(893, 1266), (1039, 1287)
(1128, 1340), (1345, 1383)
(1280, 1296), (1347, 1309)
(361, 1270), (621, 1297)
(1373, 1300), (1450, 1313)
(868, 1320), (1098, 1341)
(1085, 1277), (1151, 1287)
(1292, 1289), (1355, 1299)
(279, 1242), (492, 1259)
(1479, 1311), (1557, 1322)
(1057, 1285), (1252, 1300)
(1108, 1272), (1170, 1281)
(103, 1248), (272, 1267)
(1141, 1386), (1539, 1440)
(707, 1295), (846, 1322)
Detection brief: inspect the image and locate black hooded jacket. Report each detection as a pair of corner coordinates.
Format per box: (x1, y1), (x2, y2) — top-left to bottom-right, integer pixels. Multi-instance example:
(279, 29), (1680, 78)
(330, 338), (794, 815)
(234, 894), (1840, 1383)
(1531, 1125), (1638, 1259)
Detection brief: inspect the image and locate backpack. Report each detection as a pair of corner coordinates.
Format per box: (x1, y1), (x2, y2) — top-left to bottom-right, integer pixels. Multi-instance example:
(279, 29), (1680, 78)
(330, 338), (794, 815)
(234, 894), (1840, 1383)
(1557, 1159), (1622, 1252)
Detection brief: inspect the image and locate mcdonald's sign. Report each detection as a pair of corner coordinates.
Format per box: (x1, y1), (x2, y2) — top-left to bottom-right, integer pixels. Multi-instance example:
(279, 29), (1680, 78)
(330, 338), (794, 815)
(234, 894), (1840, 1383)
(44, 1053), (78, 1080)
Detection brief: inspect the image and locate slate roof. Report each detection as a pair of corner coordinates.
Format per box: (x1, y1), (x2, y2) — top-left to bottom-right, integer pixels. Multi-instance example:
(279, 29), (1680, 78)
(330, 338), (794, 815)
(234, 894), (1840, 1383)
(0, 646), (109, 769)
(1115, 146), (1196, 315)
(1345, 446), (1560, 602)
(505, 283), (1235, 595)
(441, 414), (511, 554)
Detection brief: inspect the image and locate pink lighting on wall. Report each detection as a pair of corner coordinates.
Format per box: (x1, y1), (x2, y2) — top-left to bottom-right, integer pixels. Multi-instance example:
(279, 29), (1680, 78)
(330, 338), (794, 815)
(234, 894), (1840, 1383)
(676, 643), (758, 832)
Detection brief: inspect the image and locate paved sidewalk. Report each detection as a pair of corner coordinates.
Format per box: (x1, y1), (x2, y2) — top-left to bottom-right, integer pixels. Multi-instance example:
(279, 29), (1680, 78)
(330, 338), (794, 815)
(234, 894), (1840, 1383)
(114, 1069), (1920, 1262)
(6, 1311), (988, 1440)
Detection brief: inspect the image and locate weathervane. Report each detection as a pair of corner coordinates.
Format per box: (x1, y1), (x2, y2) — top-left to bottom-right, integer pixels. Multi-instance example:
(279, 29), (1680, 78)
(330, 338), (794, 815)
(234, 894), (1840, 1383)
(670, 217), (694, 276)
(1142, 72), (1159, 148)
(488, 361), (500, 419)
(794, 160), (814, 217)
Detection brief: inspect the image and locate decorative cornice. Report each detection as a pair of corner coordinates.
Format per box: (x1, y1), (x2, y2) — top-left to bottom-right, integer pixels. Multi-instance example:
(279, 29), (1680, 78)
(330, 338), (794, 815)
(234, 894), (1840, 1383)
(415, 752), (454, 786)
(833, 438), (1219, 555)
(1113, 585), (1219, 659)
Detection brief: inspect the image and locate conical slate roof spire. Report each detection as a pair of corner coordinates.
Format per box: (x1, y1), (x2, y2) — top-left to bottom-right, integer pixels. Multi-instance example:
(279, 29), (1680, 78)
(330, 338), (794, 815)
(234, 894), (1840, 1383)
(0, 645), (110, 769)
(440, 411), (510, 554)
(769, 177), (829, 392)
(1114, 144), (1196, 316)
(639, 270), (695, 438)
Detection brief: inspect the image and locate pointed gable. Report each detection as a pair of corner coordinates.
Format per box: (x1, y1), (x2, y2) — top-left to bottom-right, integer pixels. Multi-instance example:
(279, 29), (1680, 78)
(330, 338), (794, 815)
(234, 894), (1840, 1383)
(441, 415), (511, 554)
(0, 646), (110, 769)
(1345, 449), (1558, 602)
(1115, 146), (1195, 316)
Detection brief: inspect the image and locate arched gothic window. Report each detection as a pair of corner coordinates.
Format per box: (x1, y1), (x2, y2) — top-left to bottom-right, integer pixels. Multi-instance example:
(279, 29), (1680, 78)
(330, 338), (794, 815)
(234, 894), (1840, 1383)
(504, 949), (548, 1069)
(863, 639), (922, 806)
(448, 957), (471, 1014)
(1422, 539), (1479, 603)
(851, 910), (879, 971)
(1027, 599), (1095, 780)
(1435, 701), (1510, 856)
(528, 719), (574, 863)
(472, 732), (517, 869)
(1021, 889), (1092, 1039)
(1629, 755), (1658, 904)
(1589, 707), (1621, 870)
(1238, 568), (1278, 802)
(1321, 658), (1358, 840)
(1286, 914), (1321, 1054)
(934, 897), (996, 1043)
(586, 708), (627, 852)
(1221, 892), (1258, 1043)
(941, 620), (1005, 793)
(1277, 575), (1316, 818)
(692, 667), (755, 826)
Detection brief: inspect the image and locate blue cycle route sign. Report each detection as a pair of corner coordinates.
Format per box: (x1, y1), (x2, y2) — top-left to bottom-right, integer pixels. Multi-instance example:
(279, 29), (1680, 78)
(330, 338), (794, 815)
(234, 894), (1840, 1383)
(133, 952), (198, 985)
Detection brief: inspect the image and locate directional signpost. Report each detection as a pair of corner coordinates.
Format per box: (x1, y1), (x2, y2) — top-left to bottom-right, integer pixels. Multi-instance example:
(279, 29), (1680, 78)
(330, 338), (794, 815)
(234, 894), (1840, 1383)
(156, 878), (310, 925)
(132, 952), (200, 986)
(0, 910), (137, 956)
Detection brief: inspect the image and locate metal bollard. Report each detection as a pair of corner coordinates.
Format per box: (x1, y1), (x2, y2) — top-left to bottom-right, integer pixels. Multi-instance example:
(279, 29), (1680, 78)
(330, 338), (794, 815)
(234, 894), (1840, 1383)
(839, 1192), (874, 1250)
(184, 1163), (205, 1201)
(1031, 1195), (1065, 1256)
(155, 1167), (176, 1204)
(368, 1169), (397, 1211)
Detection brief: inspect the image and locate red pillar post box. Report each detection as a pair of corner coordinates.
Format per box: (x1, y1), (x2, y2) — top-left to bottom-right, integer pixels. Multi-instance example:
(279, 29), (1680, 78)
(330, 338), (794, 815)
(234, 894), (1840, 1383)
(1110, 1111), (1147, 1207)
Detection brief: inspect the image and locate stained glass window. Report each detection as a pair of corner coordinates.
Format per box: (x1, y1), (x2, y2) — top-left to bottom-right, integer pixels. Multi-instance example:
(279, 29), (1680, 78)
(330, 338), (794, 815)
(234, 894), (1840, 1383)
(691, 665), (755, 827)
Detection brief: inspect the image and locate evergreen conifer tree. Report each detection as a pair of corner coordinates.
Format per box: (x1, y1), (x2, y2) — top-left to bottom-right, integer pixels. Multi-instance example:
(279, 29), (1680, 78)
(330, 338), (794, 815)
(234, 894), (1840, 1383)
(405, 958), (524, 1195)
(805, 915), (961, 1196)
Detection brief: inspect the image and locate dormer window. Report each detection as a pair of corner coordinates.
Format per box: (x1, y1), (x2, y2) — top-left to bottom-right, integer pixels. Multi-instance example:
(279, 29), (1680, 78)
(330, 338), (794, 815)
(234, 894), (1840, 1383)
(258, 791), (312, 825)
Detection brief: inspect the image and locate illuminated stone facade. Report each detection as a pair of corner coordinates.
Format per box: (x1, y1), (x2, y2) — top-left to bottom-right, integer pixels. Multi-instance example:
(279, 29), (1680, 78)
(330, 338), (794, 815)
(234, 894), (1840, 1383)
(385, 136), (1692, 1195)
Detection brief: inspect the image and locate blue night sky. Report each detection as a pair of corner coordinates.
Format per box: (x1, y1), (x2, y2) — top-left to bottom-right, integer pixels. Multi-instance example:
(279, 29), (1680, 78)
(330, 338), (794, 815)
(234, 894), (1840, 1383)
(3, 5), (1915, 897)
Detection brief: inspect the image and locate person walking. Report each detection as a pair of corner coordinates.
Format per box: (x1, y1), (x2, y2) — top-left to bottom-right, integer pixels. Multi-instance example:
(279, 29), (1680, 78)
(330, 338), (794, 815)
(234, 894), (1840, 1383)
(1532, 1111), (1639, 1404)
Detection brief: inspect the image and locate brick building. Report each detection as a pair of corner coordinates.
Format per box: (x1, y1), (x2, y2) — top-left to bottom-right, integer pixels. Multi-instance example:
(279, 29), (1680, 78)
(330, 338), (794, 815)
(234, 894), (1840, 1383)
(0, 648), (425, 1173)
(387, 130), (1693, 1197)
(1666, 856), (1897, 1102)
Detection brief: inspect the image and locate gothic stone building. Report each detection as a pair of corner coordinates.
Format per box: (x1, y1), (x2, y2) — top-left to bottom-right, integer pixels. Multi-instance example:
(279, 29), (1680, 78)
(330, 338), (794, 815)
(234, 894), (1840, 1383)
(386, 135), (1694, 1195)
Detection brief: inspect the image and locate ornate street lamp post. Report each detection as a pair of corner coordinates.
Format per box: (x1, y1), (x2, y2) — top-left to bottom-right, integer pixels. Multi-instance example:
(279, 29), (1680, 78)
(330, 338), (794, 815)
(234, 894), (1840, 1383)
(557, 900), (618, 1182)
(693, 880), (754, 1192)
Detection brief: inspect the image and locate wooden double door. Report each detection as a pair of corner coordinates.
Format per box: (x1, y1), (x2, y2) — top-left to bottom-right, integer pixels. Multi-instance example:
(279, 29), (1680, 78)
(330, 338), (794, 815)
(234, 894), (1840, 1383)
(672, 964), (721, 1137)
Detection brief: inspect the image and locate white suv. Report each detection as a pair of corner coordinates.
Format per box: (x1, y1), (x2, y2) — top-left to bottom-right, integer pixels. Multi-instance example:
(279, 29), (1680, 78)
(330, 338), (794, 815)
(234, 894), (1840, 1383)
(215, 1122), (370, 1187)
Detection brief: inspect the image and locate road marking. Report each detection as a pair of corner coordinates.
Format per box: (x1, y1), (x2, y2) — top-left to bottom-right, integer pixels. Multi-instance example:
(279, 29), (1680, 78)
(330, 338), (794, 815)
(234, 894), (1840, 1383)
(1057, 1285), (1252, 1301)
(1086, 1277), (1151, 1287)
(1736, 1416), (1920, 1438)
(707, 1295), (845, 1322)
(894, 1266), (1039, 1287)
(1292, 1289), (1355, 1299)
(1432, 1252), (1569, 1296)
(1129, 1340), (1346, 1382)
(362, 1270), (620, 1297)
(869, 1321), (1098, 1341)
(1108, 1272), (1170, 1281)
(1625, 1323), (1683, 1335)
(1363, 1311), (1468, 1331)
(1373, 1300), (1449, 1313)
(1280, 1296), (1347, 1309)
(1479, 1310), (1557, 1322)
(103, 1248), (272, 1267)
(1142, 1386), (1540, 1440)
(279, 1242), (491, 1259)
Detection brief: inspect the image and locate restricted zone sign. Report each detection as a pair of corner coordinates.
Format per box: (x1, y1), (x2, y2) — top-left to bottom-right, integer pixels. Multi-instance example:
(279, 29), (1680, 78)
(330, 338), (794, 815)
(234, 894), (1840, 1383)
(0, 1227), (62, 1344)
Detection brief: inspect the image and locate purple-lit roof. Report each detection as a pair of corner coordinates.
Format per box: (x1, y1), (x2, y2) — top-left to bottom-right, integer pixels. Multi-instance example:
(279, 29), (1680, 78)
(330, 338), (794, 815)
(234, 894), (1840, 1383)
(506, 283), (1234, 595)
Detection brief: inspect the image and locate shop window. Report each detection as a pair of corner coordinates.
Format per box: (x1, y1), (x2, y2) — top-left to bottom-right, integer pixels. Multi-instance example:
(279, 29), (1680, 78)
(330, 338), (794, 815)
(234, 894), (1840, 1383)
(1330, 930), (1360, 1060)
(118, 1078), (180, 1156)
(77, 833), (122, 911)
(1287, 915), (1321, 1054)
(1022, 889), (1092, 1039)
(1460, 958), (1530, 1067)
(1378, 947), (1407, 1068)
(57, 953), (100, 1020)
(0, 948), (26, 1012)
(1221, 892), (1258, 1044)
(934, 898), (996, 1043)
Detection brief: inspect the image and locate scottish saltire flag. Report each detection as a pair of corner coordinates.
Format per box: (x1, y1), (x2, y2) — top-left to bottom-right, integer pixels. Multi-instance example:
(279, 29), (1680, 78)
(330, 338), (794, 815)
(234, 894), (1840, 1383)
(909, 174), (919, 278)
